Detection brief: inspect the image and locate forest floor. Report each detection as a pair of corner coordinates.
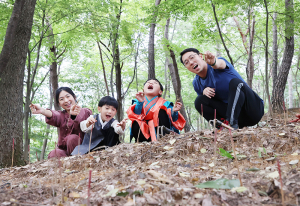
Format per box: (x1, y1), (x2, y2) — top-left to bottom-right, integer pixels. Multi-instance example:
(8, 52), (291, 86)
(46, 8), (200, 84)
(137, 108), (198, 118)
(1, 109), (300, 206)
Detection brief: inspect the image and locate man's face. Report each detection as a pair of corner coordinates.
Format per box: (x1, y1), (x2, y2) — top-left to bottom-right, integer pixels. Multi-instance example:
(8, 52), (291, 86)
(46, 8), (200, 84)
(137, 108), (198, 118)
(143, 79), (162, 98)
(182, 52), (204, 75)
(98, 105), (117, 122)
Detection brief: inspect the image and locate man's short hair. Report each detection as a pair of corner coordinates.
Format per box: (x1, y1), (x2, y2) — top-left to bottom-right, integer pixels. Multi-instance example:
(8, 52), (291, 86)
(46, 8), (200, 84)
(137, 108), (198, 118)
(180, 48), (200, 64)
(98, 96), (118, 110)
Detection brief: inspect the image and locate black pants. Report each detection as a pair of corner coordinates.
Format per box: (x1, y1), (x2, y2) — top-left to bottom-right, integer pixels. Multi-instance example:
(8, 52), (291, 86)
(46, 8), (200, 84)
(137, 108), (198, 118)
(194, 78), (264, 128)
(131, 109), (171, 142)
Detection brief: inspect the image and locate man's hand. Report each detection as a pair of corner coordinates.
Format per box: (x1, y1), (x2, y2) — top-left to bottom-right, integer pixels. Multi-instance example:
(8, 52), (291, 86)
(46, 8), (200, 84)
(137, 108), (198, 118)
(117, 118), (128, 130)
(30, 103), (45, 115)
(173, 102), (182, 112)
(204, 51), (216, 66)
(135, 91), (145, 102)
(86, 116), (97, 128)
(70, 104), (81, 116)
(203, 87), (215, 99)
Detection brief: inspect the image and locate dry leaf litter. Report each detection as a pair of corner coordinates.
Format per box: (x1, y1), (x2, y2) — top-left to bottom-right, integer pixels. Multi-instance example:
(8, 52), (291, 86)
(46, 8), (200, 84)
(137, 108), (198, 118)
(1, 109), (300, 206)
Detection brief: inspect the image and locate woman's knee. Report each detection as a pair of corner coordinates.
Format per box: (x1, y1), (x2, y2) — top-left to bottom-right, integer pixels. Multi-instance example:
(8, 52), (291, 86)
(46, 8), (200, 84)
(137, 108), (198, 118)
(65, 134), (80, 145)
(48, 149), (67, 159)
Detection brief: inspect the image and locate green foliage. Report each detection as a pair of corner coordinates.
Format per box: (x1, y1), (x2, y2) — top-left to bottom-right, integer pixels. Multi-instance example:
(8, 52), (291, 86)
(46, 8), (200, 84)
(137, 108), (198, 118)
(219, 148), (233, 159)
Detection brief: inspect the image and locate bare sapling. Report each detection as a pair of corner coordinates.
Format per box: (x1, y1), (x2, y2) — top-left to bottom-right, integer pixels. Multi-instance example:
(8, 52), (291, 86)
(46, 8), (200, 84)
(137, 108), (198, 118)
(78, 133), (80, 155)
(230, 129), (242, 186)
(89, 125), (94, 153)
(28, 145), (30, 164)
(88, 168), (92, 205)
(277, 159), (285, 206)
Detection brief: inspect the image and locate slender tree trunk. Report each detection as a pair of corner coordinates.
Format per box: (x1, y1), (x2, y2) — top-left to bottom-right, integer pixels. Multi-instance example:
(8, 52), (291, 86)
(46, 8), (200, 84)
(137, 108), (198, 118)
(272, 12), (278, 87)
(164, 18), (190, 132)
(272, 0), (294, 113)
(263, 0), (271, 115)
(47, 20), (60, 111)
(211, 2), (234, 66)
(246, 14), (255, 89)
(97, 41), (110, 96)
(148, 0), (161, 79)
(41, 78), (53, 160)
(115, 44), (123, 122)
(0, 0), (36, 167)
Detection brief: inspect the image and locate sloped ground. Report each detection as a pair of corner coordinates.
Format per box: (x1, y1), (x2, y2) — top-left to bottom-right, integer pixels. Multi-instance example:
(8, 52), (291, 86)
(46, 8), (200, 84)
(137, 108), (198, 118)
(1, 109), (300, 206)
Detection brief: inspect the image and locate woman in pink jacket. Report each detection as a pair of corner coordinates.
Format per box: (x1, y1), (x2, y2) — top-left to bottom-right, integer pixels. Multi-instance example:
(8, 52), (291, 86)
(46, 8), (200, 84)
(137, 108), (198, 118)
(30, 87), (92, 158)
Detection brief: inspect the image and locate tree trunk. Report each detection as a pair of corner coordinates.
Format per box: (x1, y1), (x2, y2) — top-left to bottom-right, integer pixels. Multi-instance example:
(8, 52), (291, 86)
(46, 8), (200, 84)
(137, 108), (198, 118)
(272, 0), (294, 113)
(211, 2), (234, 66)
(97, 41), (110, 96)
(272, 12), (278, 87)
(148, 0), (161, 79)
(246, 14), (255, 89)
(164, 18), (190, 132)
(115, 44), (123, 122)
(263, 0), (271, 115)
(0, 0), (36, 167)
(0, 0), (25, 76)
(47, 20), (60, 111)
(288, 73), (293, 108)
(41, 78), (53, 160)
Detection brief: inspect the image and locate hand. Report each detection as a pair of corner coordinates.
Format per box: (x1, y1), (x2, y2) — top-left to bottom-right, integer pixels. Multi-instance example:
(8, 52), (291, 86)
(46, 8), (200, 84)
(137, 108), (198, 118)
(86, 116), (97, 128)
(29, 103), (45, 115)
(135, 91), (145, 102)
(117, 118), (128, 130)
(203, 87), (215, 99)
(70, 104), (81, 116)
(204, 51), (216, 66)
(173, 102), (182, 112)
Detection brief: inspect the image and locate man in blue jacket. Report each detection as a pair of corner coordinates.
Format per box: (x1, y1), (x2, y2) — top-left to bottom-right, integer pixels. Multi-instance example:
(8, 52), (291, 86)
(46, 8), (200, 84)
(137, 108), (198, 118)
(180, 48), (264, 129)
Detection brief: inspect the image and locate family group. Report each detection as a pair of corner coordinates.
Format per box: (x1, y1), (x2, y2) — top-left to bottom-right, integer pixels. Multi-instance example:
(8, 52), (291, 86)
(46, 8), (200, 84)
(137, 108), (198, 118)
(30, 48), (264, 159)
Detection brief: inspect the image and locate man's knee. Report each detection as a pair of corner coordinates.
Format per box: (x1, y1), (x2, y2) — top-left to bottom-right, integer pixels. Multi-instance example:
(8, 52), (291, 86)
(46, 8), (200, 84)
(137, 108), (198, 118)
(195, 95), (209, 111)
(229, 78), (244, 90)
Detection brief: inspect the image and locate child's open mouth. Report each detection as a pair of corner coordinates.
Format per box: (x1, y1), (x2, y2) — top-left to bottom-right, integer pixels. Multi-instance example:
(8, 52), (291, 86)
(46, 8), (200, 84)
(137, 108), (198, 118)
(148, 85), (153, 90)
(106, 115), (111, 119)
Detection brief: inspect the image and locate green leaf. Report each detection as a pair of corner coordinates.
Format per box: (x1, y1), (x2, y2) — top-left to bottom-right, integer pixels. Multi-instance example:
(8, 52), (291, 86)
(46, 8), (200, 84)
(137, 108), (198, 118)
(117, 192), (129, 197)
(133, 190), (144, 196)
(218, 148), (233, 159)
(195, 178), (240, 189)
(258, 149), (262, 158)
(246, 168), (260, 171)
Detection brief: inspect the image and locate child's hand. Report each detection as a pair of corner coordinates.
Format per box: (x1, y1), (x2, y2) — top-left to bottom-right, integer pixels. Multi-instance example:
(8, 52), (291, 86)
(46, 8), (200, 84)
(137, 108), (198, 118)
(117, 118), (128, 131)
(135, 91), (145, 102)
(70, 104), (81, 116)
(86, 116), (97, 128)
(173, 102), (182, 112)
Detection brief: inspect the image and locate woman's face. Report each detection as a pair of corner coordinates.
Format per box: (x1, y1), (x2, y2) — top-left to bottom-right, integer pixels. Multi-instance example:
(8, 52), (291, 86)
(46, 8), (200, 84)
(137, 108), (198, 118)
(58, 90), (76, 111)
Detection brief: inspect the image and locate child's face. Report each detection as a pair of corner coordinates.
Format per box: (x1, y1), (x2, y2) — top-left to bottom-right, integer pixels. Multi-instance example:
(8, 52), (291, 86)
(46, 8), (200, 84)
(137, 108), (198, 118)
(98, 105), (117, 122)
(143, 79), (162, 97)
